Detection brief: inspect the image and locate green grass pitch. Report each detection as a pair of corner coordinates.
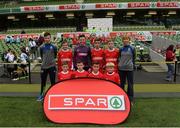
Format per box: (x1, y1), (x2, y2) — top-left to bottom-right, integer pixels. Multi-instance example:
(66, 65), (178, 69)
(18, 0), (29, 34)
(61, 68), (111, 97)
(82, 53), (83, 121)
(0, 97), (180, 127)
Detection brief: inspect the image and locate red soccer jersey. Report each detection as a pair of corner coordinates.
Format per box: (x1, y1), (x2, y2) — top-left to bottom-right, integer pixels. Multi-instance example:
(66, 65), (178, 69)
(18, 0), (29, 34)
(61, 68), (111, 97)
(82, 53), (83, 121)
(73, 70), (89, 78)
(58, 49), (73, 72)
(104, 48), (119, 71)
(90, 37), (96, 45)
(58, 71), (73, 81)
(103, 72), (120, 84)
(88, 71), (104, 79)
(72, 38), (78, 45)
(91, 48), (104, 71)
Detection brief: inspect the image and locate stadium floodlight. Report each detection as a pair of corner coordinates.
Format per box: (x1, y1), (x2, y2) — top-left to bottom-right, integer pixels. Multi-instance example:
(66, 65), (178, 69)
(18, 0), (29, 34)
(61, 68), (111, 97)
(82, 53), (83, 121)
(123, 15), (132, 17)
(45, 14), (54, 18)
(168, 11), (176, 15)
(66, 13), (74, 18)
(126, 12), (135, 16)
(144, 14), (152, 17)
(163, 14), (170, 17)
(107, 12), (115, 16)
(27, 14), (35, 19)
(7, 16), (15, 20)
(31, 18), (38, 21)
(13, 18), (20, 21)
(106, 15), (113, 18)
(48, 17), (56, 20)
(148, 11), (157, 15)
(85, 12), (93, 18)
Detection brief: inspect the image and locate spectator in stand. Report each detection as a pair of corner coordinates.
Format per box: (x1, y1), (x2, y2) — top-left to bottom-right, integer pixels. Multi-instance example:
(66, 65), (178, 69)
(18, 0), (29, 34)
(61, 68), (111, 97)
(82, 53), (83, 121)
(165, 45), (176, 81)
(11, 36), (16, 43)
(1, 50), (8, 62)
(5, 50), (17, 78)
(28, 38), (37, 60)
(20, 47), (29, 77)
(57, 40), (73, 72)
(91, 38), (104, 73)
(21, 30), (26, 34)
(5, 35), (11, 44)
(90, 33), (96, 46)
(92, 27), (97, 33)
(58, 61), (73, 81)
(73, 61), (89, 78)
(25, 44), (30, 54)
(118, 36), (136, 106)
(5, 50), (16, 63)
(88, 62), (104, 79)
(36, 33), (45, 60)
(37, 32), (57, 101)
(16, 36), (21, 44)
(37, 33), (44, 47)
(104, 39), (119, 72)
(73, 34), (91, 71)
(103, 62), (120, 84)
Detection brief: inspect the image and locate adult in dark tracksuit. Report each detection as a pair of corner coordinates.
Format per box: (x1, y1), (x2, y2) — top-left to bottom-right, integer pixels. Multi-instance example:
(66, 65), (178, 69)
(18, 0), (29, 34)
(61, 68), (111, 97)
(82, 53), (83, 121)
(37, 32), (57, 101)
(118, 36), (136, 105)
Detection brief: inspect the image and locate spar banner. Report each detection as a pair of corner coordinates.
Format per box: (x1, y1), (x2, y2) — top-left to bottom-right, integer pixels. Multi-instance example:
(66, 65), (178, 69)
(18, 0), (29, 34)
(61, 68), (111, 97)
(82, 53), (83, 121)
(43, 78), (131, 124)
(20, 2), (180, 12)
(20, 5), (57, 12)
(57, 31), (153, 41)
(0, 34), (6, 40)
(0, 34), (39, 40)
(127, 2), (179, 8)
(95, 3), (117, 9)
(151, 31), (177, 36)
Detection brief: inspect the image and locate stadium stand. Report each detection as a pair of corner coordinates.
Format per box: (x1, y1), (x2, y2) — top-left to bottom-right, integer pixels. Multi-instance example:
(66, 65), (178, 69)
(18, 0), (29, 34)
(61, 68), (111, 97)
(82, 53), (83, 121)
(0, 26), (168, 35)
(1, 27), (76, 34)
(0, 0), (180, 8)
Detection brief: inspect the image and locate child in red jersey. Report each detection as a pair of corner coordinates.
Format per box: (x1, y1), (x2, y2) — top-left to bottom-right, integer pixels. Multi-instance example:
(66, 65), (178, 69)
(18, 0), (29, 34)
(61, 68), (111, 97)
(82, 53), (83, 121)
(57, 40), (73, 72)
(88, 62), (104, 79)
(104, 62), (120, 84)
(74, 61), (89, 78)
(91, 38), (104, 73)
(104, 40), (119, 72)
(58, 61), (73, 81)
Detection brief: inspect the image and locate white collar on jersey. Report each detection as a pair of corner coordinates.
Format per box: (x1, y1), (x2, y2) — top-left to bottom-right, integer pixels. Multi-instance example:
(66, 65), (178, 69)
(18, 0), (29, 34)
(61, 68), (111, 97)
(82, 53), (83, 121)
(61, 71), (69, 74)
(92, 71), (99, 75)
(77, 70), (85, 73)
(107, 72), (115, 75)
(108, 48), (115, 52)
(94, 48), (101, 51)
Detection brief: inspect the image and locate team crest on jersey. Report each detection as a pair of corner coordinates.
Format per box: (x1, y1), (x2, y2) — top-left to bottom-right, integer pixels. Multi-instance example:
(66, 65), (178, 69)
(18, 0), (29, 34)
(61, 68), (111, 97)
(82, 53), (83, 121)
(128, 48), (131, 52)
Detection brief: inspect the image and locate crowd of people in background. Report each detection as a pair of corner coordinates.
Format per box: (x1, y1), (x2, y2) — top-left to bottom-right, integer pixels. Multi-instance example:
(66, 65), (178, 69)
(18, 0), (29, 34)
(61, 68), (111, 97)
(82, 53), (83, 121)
(2, 47), (29, 80)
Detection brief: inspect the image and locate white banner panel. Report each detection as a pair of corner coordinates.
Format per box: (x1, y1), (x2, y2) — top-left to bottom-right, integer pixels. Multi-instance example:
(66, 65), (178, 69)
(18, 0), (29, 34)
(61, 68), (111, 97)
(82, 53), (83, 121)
(88, 18), (113, 32)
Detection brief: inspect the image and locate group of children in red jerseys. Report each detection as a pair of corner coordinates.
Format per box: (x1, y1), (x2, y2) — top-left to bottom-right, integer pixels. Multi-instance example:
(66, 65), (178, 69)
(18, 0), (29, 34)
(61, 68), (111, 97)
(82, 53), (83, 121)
(58, 61), (120, 84)
(57, 36), (120, 85)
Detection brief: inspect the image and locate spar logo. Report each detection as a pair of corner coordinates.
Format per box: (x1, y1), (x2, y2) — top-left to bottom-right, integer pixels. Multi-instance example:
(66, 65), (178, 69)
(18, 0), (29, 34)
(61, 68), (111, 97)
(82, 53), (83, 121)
(48, 95), (125, 111)
(43, 79), (131, 124)
(110, 96), (123, 109)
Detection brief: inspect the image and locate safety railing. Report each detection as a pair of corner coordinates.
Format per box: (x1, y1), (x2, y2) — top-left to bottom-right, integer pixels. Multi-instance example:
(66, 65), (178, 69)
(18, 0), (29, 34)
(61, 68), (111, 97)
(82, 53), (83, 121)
(0, 61), (179, 84)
